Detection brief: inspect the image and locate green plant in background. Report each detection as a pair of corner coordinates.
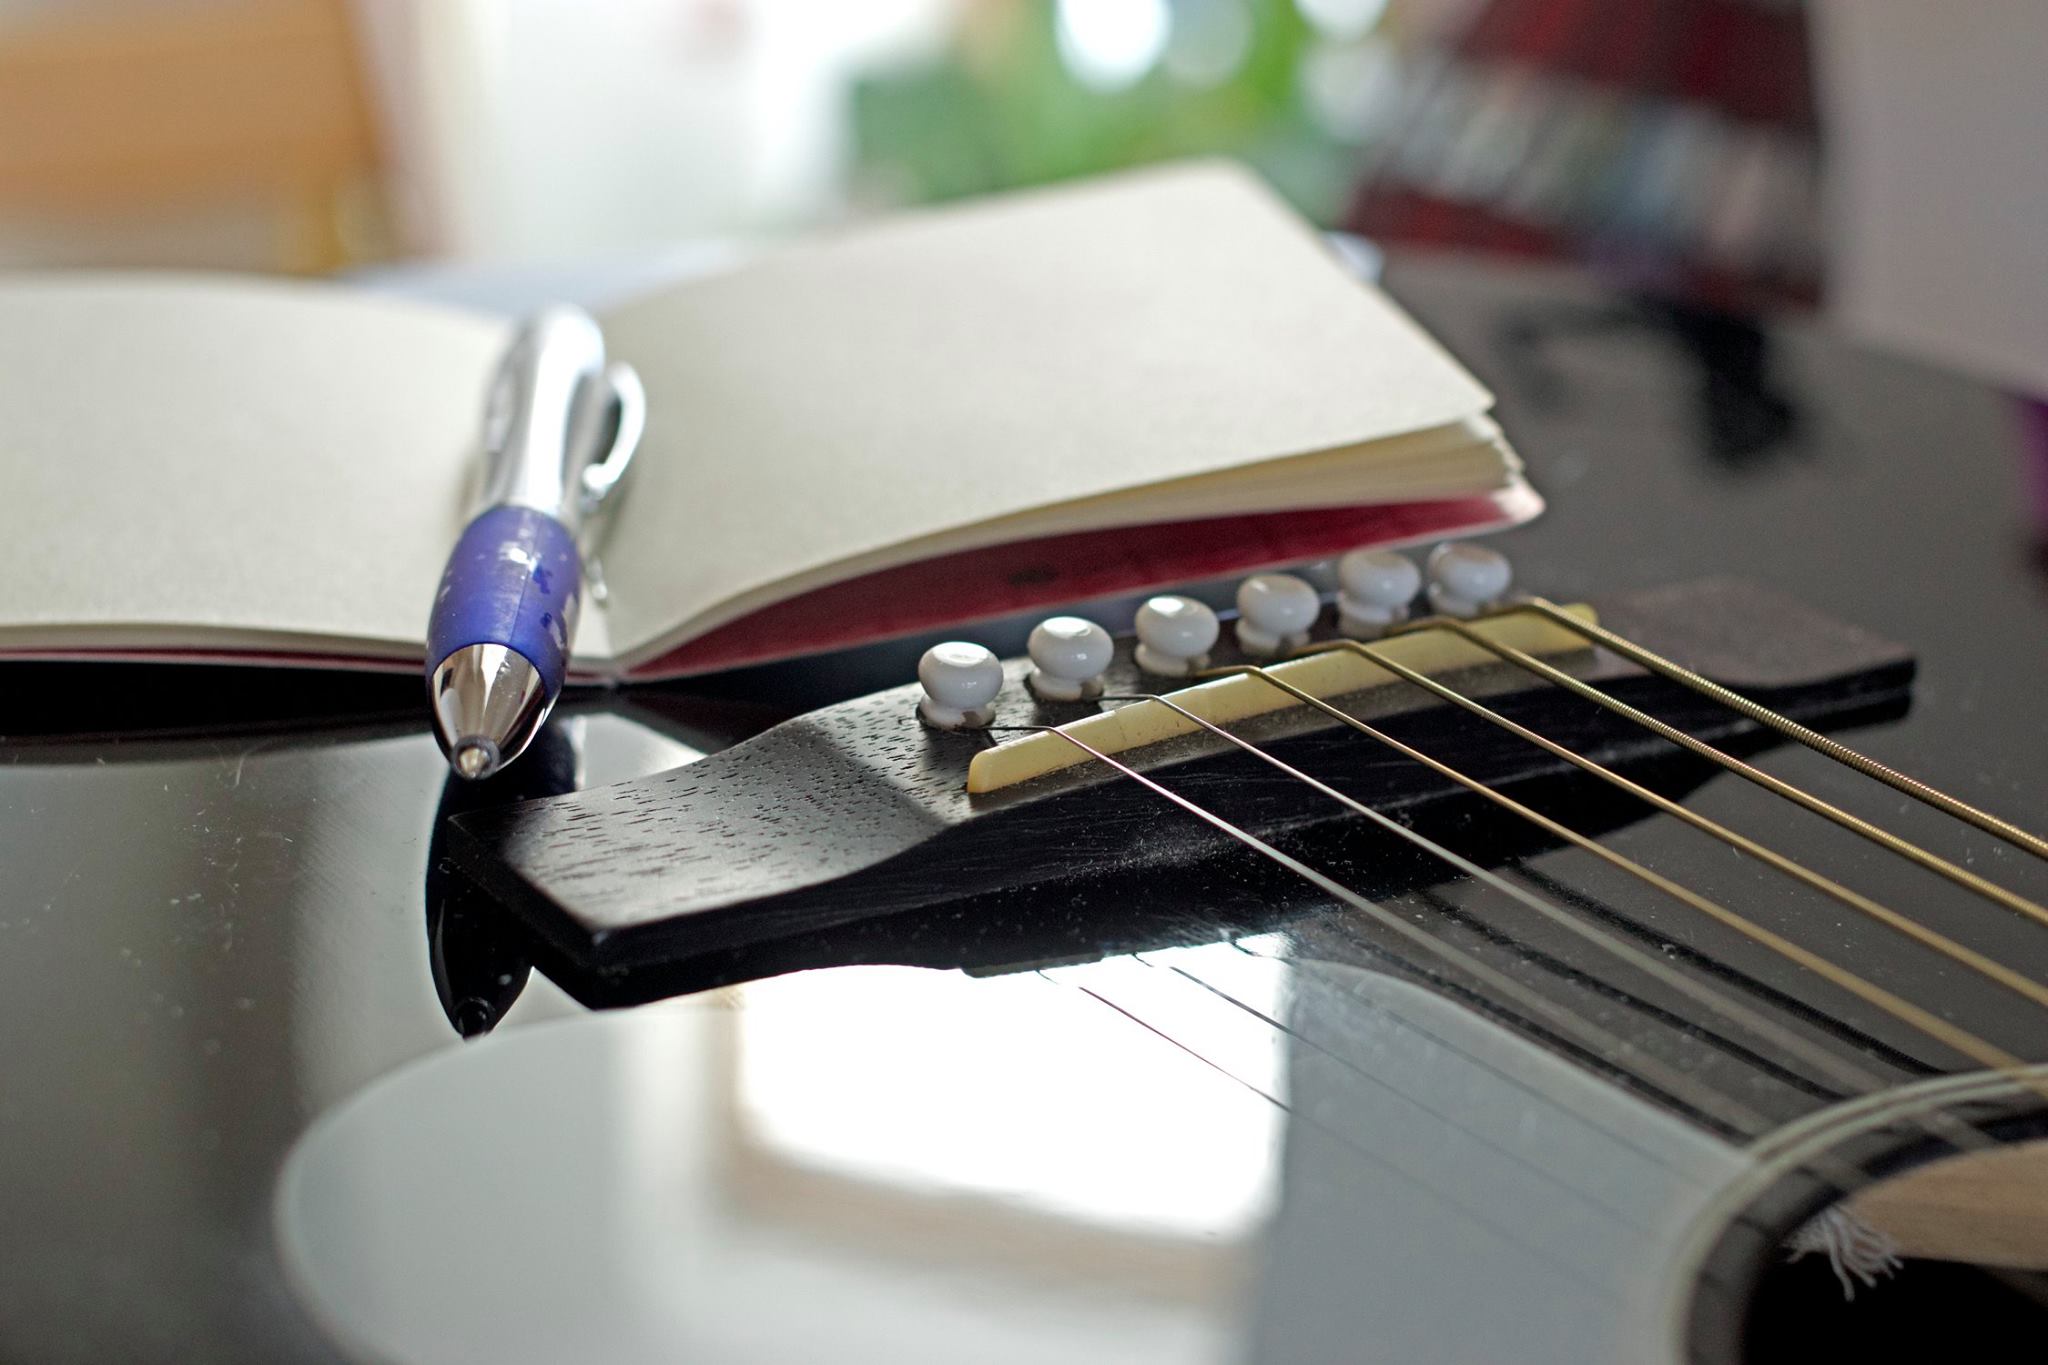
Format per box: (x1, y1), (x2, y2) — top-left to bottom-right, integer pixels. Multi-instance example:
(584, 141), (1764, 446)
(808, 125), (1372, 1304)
(850, 0), (1387, 225)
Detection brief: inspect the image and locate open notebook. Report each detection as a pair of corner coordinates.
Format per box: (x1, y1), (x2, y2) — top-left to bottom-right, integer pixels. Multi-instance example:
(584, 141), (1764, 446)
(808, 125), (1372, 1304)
(0, 161), (1538, 681)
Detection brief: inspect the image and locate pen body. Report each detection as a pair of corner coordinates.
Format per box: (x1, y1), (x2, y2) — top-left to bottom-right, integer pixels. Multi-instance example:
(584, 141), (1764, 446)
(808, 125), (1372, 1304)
(426, 504), (582, 692)
(427, 304), (639, 778)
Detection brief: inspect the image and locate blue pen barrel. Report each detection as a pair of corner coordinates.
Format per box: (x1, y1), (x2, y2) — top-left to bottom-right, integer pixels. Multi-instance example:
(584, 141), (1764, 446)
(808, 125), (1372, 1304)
(425, 505), (582, 691)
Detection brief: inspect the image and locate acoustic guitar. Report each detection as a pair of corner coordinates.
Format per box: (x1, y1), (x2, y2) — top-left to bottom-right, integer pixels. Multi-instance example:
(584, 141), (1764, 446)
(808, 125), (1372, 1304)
(5, 257), (2045, 1364)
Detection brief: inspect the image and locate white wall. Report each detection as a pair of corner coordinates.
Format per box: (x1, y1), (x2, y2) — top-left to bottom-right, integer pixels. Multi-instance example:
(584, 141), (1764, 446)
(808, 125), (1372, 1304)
(352, 0), (952, 263)
(1816, 0), (2048, 395)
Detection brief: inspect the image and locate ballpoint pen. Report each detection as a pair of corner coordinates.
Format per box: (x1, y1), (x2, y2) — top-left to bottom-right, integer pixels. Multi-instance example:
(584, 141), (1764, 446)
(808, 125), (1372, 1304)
(425, 306), (644, 780)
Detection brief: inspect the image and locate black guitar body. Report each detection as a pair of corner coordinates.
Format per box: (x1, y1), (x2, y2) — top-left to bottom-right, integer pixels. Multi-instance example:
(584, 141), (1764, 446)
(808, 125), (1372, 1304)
(6, 259), (2048, 1365)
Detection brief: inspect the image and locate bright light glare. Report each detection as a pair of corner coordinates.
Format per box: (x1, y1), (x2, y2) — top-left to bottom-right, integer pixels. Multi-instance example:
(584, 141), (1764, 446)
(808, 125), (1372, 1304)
(736, 956), (1280, 1239)
(1056, 0), (1172, 92)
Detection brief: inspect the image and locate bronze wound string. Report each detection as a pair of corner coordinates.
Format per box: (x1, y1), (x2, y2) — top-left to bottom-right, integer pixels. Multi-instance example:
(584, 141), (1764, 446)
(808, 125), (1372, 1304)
(1119, 692), (1890, 1101)
(1243, 619), (2048, 1112)
(1114, 688), (2007, 1158)
(1028, 725), (1784, 1140)
(1029, 726), (1905, 1217)
(1478, 598), (2048, 863)
(1303, 638), (2048, 1024)
(1019, 686), (2022, 1227)
(1391, 616), (2048, 927)
(1006, 599), (2048, 1165)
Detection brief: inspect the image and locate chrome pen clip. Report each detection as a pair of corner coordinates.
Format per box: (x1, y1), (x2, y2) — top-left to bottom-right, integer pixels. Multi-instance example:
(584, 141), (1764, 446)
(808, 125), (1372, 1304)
(573, 361), (644, 521)
(476, 306), (614, 526)
(565, 360), (644, 606)
(475, 305), (643, 526)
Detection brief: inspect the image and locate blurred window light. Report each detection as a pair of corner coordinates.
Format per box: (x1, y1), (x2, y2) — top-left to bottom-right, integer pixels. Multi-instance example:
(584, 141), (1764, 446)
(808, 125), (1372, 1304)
(1163, 0), (1252, 89)
(1056, 0), (1173, 92)
(1294, 0), (1389, 41)
(1301, 37), (1405, 144)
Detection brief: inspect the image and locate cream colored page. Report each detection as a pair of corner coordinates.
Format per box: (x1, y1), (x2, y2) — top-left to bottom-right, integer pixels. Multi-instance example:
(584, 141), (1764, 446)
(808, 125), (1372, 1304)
(998, 414), (1515, 528)
(596, 161), (1494, 659)
(0, 275), (530, 657)
(842, 424), (1511, 561)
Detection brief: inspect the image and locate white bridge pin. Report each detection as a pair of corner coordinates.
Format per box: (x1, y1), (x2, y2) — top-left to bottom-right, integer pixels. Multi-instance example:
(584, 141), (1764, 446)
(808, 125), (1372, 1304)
(1337, 549), (1420, 639)
(1426, 542), (1512, 619)
(1134, 595), (1220, 677)
(1234, 573), (1320, 658)
(917, 641), (1004, 729)
(1027, 616), (1112, 702)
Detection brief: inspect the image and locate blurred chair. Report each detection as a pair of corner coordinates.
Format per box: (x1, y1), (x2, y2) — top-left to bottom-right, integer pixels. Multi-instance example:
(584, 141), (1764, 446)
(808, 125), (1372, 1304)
(0, 0), (385, 273)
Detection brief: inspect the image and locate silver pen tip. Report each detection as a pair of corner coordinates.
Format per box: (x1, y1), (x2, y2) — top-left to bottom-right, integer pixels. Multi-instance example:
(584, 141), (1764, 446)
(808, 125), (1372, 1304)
(452, 740), (500, 781)
(429, 643), (552, 779)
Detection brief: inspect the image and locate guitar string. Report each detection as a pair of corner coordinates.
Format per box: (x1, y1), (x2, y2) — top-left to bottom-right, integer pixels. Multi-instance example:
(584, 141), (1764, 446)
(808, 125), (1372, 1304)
(1116, 691), (1907, 1106)
(1380, 615), (2048, 926)
(1026, 725), (1777, 1139)
(1195, 644), (2048, 1126)
(1105, 689), (1999, 1156)
(1396, 882), (1843, 1100)
(1136, 950), (1706, 1227)
(984, 603), (2041, 1192)
(1022, 701), (2020, 1260)
(1294, 639), (2048, 1029)
(1468, 597), (2048, 863)
(1183, 881), (2005, 1279)
(1062, 973), (1644, 1301)
(1215, 933), (1734, 1182)
(1281, 641), (2048, 1119)
(1027, 726), (1887, 1221)
(1502, 862), (1942, 1080)
(1309, 887), (1841, 1101)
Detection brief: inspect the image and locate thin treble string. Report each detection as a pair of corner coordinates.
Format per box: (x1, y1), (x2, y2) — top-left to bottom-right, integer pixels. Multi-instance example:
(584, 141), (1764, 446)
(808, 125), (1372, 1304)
(1482, 597), (2048, 862)
(1063, 973), (1638, 1303)
(1283, 641), (2048, 1094)
(1214, 933), (1734, 1184)
(1394, 615), (2048, 927)
(1113, 691), (1897, 1107)
(1136, 951), (1703, 1229)
(1028, 725), (1781, 1140)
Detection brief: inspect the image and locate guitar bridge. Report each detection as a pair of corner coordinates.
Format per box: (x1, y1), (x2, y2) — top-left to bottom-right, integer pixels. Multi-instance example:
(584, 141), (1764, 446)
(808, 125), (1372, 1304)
(447, 577), (1919, 1010)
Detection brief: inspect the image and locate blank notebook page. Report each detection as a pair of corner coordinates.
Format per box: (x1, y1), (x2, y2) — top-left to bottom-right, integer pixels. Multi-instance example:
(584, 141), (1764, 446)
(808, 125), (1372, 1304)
(592, 161), (1495, 666)
(0, 277), (513, 658)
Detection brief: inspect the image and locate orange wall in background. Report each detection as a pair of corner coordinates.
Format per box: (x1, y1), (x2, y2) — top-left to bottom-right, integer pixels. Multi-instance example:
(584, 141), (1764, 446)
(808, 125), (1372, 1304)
(0, 0), (383, 272)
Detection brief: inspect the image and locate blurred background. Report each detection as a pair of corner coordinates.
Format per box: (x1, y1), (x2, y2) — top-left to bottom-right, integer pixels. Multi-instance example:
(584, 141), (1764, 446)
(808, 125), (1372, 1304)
(0, 0), (2041, 394)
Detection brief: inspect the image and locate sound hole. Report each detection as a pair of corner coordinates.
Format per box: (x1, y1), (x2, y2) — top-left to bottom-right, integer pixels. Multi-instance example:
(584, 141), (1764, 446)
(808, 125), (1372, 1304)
(1744, 1253), (2048, 1361)
(1694, 1122), (2048, 1363)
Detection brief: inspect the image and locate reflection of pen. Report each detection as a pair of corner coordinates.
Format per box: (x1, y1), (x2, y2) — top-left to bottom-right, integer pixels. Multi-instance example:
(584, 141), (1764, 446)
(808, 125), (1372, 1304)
(425, 307), (644, 780)
(427, 717), (581, 1036)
